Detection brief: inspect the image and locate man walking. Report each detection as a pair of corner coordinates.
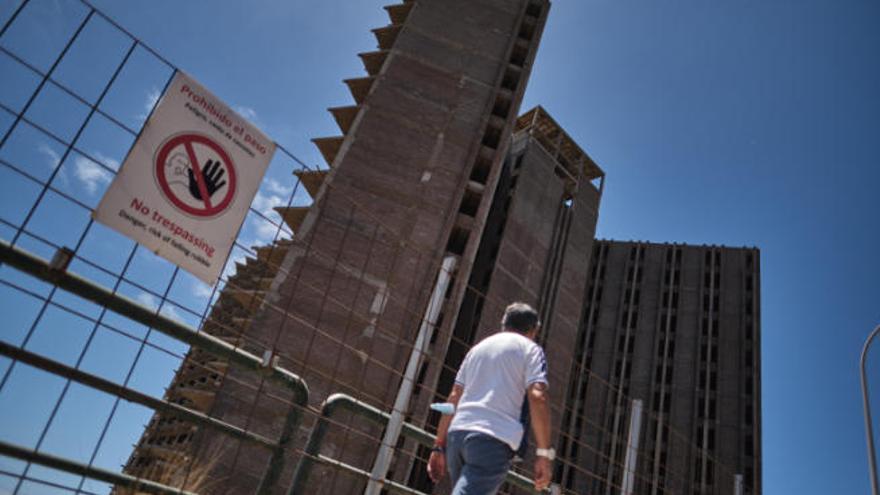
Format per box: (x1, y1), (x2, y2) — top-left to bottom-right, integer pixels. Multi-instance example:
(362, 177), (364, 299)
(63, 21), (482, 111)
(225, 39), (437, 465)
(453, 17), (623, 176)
(427, 302), (554, 493)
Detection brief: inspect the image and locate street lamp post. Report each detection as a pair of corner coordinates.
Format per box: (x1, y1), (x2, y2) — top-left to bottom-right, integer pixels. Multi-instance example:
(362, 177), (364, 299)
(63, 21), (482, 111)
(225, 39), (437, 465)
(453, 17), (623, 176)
(860, 324), (880, 495)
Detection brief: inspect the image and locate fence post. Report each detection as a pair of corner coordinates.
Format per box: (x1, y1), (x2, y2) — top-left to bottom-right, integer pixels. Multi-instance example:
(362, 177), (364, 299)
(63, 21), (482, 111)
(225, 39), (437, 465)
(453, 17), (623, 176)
(365, 255), (457, 495)
(621, 399), (643, 495)
(861, 324), (880, 495)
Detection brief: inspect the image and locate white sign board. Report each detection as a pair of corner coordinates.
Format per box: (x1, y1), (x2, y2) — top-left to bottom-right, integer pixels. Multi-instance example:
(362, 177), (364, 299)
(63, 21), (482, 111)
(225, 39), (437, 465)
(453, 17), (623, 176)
(94, 71), (276, 284)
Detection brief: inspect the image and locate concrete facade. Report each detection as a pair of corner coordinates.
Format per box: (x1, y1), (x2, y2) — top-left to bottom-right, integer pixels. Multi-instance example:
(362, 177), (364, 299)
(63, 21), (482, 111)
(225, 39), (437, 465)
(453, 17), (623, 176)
(556, 240), (762, 495)
(123, 1), (552, 493)
(122, 2), (763, 495)
(404, 106), (604, 492)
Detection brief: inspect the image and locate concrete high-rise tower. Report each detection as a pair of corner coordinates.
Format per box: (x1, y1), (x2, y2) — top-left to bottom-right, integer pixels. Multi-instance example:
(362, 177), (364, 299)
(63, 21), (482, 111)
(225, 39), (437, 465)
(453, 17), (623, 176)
(122, 2), (761, 494)
(124, 1), (554, 493)
(556, 240), (761, 495)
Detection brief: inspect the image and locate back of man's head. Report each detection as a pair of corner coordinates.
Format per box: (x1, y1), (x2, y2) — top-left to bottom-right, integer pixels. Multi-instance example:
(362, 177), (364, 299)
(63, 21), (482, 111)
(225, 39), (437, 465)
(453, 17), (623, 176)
(502, 302), (540, 334)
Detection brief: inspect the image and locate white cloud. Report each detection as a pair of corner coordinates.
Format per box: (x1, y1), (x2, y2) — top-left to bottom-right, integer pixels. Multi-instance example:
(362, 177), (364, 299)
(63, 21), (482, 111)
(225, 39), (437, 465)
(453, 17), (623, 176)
(250, 190), (295, 242)
(191, 280), (215, 300)
(222, 250), (247, 281)
(38, 144), (61, 170)
(139, 87), (161, 120)
(135, 292), (182, 321)
(74, 155), (112, 195)
(251, 190), (284, 216)
(160, 304), (182, 322)
(135, 292), (159, 310)
(264, 177), (293, 197)
(234, 105), (262, 127)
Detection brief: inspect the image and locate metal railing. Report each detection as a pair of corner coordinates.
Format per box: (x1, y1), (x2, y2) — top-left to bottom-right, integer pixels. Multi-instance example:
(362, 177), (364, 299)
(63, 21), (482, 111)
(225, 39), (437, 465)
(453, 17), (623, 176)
(0, 240), (546, 494)
(289, 393), (540, 495)
(0, 240), (308, 495)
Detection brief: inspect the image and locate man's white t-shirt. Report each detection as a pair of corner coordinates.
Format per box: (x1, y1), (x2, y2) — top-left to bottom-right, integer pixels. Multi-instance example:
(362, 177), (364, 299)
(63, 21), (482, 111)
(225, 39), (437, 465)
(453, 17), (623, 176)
(448, 331), (548, 450)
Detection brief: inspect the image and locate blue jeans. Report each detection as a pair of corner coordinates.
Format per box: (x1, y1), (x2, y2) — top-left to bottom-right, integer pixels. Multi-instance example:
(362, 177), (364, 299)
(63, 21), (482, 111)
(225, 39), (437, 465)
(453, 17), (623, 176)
(446, 430), (513, 495)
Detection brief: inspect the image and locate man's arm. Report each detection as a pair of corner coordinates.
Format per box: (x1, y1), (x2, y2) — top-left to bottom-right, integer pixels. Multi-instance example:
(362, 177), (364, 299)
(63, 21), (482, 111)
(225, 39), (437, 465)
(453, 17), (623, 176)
(427, 384), (463, 483)
(528, 382), (552, 491)
(434, 383), (463, 447)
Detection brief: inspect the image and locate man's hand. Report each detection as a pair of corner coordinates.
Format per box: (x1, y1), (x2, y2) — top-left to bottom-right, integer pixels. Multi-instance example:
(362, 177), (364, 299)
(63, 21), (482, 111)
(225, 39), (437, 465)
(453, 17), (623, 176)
(533, 456), (551, 491)
(427, 450), (446, 483)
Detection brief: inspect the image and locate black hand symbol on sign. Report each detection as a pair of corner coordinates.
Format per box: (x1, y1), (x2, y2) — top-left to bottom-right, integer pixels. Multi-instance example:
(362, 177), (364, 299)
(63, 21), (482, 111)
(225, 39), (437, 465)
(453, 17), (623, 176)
(187, 159), (227, 201)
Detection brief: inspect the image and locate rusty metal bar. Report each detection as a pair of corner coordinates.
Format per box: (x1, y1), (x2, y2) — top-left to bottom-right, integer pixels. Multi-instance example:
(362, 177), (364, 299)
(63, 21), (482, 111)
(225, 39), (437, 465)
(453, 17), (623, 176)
(288, 393), (538, 494)
(0, 341), (276, 449)
(0, 241), (309, 494)
(0, 440), (197, 495)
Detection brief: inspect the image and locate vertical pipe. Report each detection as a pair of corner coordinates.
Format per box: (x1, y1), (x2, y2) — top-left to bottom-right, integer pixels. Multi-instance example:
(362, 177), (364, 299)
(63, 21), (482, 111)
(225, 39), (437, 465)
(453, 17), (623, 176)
(621, 399), (643, 495)
(734, 473), (744, 495)
(861, 324), (880, 495)
(364, 255), (458, 495)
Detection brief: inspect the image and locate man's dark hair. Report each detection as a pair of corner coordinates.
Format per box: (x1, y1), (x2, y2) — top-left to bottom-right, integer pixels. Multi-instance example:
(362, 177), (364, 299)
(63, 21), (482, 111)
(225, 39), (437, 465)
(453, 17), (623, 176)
(502, 302), (540, 334)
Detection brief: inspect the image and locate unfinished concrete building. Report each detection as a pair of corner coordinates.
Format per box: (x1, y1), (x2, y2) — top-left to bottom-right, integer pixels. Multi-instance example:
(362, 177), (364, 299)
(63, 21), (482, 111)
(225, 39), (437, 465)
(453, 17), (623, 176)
(121, 1), (762, 494)
(123, 0), (557, 493)
(556, 241), (762, 495)
(404, 106), (604, 492)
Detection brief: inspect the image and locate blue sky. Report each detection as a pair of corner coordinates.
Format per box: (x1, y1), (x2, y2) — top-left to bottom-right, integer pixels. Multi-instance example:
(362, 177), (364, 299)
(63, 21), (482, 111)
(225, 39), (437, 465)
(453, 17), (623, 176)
(0, 0), (878, 494)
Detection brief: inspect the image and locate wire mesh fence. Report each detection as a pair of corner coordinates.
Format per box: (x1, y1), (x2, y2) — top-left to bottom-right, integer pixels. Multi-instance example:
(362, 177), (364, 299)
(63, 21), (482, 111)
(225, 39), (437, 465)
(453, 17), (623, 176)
(0, 1), (757, 494)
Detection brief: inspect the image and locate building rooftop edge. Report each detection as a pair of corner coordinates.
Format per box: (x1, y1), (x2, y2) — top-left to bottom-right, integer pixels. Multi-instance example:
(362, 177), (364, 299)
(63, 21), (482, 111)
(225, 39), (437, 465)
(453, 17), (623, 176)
(596, 238), (761, 251)
(515, 105), (604, 180)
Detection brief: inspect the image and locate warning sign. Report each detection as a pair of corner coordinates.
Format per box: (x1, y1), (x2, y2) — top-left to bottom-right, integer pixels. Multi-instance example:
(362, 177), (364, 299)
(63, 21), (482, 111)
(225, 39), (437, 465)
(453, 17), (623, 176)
(94, 72), (276, 284)
(155, 133), (237, 217)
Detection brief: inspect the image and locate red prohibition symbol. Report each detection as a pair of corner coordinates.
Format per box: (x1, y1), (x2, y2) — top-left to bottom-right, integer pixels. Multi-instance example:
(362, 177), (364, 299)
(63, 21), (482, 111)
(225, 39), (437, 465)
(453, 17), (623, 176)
(155, 133), (237, 217)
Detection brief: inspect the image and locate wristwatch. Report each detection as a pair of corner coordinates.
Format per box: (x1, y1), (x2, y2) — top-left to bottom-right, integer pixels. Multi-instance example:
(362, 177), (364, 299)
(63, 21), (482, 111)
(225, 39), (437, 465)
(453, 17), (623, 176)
(536, 448), (556, 460)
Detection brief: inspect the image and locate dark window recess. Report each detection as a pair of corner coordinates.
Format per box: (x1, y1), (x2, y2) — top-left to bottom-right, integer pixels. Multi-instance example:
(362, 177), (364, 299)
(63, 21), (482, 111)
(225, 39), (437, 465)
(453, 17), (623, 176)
(459, 189), (482, 217)
(629, 312), (638, 329)
(470, 155), (492, 184)
(510, 40), (528, 66)
(482, 124), (502, 149)
(525, 2), (542, 17)
(492, 92), (511, 119)
(518, 21), (535, 41)
(501, 65), (521, 90)
(445, 226), (469, 255)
